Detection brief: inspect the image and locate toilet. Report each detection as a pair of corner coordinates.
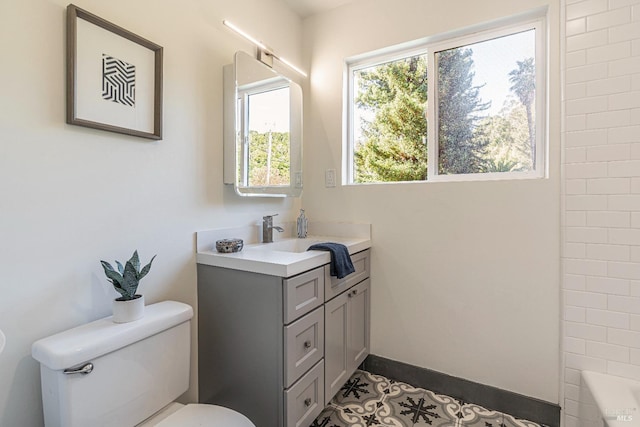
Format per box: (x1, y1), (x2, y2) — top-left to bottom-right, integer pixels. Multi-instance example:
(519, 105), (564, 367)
(31, 301), (255, 427)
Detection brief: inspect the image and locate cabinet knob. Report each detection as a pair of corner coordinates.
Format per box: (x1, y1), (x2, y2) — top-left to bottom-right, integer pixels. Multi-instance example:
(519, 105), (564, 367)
(304, 397), (312, 407)
(303, 340), (312, 350)
(348, 289), (358, 298)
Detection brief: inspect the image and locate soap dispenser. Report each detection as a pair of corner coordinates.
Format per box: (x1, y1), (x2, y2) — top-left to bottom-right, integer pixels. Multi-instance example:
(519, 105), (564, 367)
(297, 209), (308, 238)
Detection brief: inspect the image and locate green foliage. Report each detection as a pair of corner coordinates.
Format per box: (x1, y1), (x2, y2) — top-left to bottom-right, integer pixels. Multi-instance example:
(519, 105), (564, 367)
(509, 57), (536, 166)
(352, 46), (535, 181)
(247, 131), (290, 186)
(100, 251), (156, 301)
(354, 55), (428, 182)
(436, 48), (490, 175)
(476, 100), (532, 173)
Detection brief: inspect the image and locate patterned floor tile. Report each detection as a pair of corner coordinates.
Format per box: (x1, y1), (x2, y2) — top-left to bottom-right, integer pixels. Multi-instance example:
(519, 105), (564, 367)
(334, 403), (407, 427)
(313, 371), (544, 427)
(333, 370), (388, 407)
(501, 412), (544, 427)
(384, 388), (429, 426)
(424, 390), (463, 422)
(402, 390), (461, 427)
(310, 406), (348, 427)
(458, 403), (505, 427)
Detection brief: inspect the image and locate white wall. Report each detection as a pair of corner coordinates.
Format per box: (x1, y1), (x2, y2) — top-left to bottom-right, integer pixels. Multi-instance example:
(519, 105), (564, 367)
(302, 0), (562, 403)
(0, 1), (301, 426)
(560, 0), (640, 425)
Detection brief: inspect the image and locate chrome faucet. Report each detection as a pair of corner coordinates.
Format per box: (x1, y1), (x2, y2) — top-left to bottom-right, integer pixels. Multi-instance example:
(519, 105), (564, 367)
(262, 214), (285, 243)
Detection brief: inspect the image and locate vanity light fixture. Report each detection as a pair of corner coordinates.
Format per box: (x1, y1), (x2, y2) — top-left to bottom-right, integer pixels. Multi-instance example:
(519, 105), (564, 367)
(222, 20), (308, 77)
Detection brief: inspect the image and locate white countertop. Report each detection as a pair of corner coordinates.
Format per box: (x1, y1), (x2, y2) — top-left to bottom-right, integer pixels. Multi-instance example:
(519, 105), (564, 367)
(196, 235), (371, 277)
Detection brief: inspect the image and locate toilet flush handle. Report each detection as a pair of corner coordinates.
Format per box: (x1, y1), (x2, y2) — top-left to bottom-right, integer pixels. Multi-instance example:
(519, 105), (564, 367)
(63, 362), (94, 375)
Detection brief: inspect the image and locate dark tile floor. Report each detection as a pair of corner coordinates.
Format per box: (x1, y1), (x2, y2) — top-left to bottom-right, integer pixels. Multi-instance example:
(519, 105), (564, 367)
(312, 370), (544, 427)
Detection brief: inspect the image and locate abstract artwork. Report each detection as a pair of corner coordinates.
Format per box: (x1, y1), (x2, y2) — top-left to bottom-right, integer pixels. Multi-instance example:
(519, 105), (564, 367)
(66, 4), (163, 140)
(102, 54), (136, 107)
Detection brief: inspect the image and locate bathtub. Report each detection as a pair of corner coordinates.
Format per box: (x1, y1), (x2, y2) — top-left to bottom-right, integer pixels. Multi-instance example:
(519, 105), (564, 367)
(582, 371), (640, 426)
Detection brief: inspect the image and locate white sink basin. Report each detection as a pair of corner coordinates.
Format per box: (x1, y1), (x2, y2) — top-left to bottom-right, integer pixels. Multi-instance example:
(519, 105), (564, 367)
(197, 236), (371, 277)
(247, 239), (324, 253)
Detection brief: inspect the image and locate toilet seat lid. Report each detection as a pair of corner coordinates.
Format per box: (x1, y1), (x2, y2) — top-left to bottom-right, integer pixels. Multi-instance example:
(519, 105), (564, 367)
(155, 404), (255, 427)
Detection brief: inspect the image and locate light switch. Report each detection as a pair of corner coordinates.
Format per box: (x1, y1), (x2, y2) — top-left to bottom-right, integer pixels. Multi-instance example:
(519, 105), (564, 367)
(325, 169), (336, 187)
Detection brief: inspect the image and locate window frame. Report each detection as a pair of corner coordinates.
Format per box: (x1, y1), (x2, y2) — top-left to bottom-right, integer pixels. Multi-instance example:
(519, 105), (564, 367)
(237, 79), (291, 188)
(427, 18), (547, 182)
(345, 46), (429, 184)
(344, 13), (547, 185)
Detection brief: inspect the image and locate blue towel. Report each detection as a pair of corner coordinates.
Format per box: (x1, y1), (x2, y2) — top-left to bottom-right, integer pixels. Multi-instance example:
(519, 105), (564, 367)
(308, 242), (355, 279)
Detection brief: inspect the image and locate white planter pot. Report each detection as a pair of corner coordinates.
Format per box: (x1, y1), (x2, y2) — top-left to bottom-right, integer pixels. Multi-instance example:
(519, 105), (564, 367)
(112, 295), (145, 323)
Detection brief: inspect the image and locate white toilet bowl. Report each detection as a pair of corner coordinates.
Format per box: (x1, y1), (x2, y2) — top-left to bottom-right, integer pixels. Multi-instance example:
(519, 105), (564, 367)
(138, 403), (255, 427)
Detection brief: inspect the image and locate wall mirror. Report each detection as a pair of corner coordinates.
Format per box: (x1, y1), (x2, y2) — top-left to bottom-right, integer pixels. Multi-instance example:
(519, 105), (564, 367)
(224, 51), (303, 197)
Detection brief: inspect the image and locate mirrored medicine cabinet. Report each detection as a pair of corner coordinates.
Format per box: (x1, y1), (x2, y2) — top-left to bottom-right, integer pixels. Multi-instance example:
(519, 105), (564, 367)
(223, 51), (303, 197)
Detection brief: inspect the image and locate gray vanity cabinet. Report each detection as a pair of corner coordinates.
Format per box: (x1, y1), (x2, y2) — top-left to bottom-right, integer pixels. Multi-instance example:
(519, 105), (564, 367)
(197, 248), (370, 427)
(324, 278), (370, 404)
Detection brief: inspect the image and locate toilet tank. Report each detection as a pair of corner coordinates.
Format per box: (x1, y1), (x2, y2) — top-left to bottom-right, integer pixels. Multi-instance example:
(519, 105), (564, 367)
(32, 301), (193, 427)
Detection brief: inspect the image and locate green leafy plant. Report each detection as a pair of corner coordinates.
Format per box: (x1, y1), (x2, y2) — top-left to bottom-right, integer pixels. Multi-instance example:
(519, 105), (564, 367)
(100, 251), (156, 301)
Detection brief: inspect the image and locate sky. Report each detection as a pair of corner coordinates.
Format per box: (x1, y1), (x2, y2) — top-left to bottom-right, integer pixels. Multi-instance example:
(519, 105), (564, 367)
(467, 29), (536, 116)
(247, 86), (290, 133)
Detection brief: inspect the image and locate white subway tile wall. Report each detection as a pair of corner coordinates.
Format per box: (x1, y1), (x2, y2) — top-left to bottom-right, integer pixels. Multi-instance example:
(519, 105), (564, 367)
(562, 0), (640, 424)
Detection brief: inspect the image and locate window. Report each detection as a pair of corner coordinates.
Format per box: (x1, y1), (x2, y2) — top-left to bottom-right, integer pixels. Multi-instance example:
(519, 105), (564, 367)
(346, 15), (546, 184)
(238, 84), (291, 187)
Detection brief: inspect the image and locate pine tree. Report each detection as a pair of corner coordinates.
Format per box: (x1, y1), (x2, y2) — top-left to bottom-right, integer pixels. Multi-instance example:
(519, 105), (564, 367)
(436, 48), (490, 175)
(353, 55), (428, 182)
(354, 48), (490, 181)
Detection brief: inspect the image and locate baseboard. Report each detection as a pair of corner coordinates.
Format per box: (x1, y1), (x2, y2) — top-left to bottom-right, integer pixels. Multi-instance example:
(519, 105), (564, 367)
(361, 354), (560, 427)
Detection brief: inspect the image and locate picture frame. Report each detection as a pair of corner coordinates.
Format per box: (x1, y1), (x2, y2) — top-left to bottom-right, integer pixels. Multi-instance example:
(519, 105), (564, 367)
(66, 4), (163, 140)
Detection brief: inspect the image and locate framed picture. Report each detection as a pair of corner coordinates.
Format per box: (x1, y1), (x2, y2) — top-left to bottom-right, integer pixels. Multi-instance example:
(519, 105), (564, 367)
(67, 4), (163, 140)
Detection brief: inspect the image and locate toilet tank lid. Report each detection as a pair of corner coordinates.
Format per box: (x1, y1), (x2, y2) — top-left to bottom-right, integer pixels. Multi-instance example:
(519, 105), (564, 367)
(32, 301), (193, 371)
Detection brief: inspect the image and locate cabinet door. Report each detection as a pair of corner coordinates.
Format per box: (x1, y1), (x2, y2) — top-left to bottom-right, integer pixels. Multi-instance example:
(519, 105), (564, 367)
(347, 279), (370, 373)
(324, 291), (349, 405)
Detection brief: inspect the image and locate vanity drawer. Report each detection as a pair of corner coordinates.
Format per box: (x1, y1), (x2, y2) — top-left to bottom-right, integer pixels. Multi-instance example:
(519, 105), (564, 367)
(285, 360), (324, 427)
(324, 249), (370, 301)
(284, 306), (324, 388)
(284, 266), (325, 324)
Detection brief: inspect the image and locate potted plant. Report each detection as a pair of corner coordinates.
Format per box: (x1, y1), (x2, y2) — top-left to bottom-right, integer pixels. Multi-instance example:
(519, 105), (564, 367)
(101, 250), (156, 323)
